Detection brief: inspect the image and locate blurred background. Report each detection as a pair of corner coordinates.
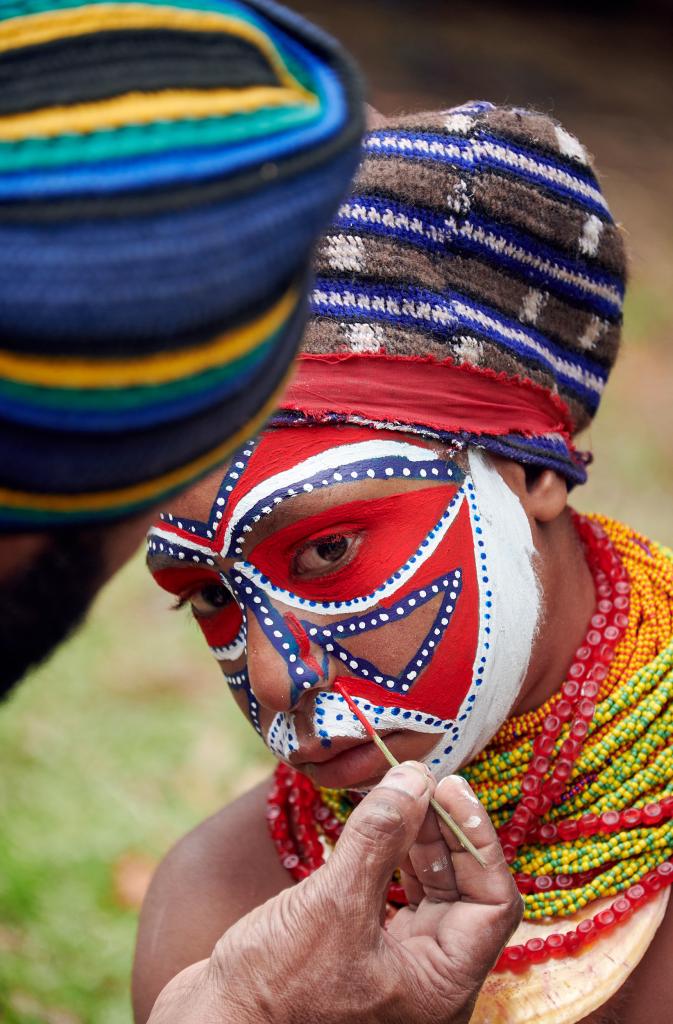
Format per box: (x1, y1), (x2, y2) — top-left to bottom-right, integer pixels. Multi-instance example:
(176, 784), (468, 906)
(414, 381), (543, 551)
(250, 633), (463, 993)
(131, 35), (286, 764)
(1, 2), (671, 1020)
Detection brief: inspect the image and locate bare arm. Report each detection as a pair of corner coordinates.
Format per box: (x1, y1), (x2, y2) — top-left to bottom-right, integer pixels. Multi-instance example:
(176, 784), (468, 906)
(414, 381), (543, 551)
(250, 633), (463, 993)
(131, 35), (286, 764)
(132, 776), (291, 1024)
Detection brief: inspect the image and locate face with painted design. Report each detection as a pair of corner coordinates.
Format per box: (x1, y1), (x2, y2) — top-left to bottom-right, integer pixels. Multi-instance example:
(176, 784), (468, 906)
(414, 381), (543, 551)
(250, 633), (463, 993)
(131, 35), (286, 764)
(148, 425), (540, 790)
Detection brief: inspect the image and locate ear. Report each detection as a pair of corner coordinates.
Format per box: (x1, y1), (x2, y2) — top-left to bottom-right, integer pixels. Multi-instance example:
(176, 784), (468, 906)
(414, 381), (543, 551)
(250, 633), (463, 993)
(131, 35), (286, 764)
(487, 455), (568, 524)
(524, 467), (568, 523)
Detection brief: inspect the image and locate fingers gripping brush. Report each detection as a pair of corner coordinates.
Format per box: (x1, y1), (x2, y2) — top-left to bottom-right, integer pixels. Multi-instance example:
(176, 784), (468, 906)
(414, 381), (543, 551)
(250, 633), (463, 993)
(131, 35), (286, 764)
(333, 681), (487, 868)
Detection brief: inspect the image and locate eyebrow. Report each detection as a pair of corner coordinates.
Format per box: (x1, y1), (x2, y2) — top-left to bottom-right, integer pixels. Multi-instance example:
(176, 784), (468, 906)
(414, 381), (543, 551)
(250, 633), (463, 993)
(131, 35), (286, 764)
(146, 551), (187, 573)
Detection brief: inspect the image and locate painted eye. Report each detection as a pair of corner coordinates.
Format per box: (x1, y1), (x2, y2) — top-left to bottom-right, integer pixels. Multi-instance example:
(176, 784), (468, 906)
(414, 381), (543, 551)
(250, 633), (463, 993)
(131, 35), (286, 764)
(292, 535), (356, 577)
(189, 583), (233, 618)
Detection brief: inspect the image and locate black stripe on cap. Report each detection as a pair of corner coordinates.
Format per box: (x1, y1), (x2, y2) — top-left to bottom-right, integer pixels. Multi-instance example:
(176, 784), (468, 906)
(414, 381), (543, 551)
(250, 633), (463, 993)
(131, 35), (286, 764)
(0, 1), (364, 223)
(0, 29), (279, 117)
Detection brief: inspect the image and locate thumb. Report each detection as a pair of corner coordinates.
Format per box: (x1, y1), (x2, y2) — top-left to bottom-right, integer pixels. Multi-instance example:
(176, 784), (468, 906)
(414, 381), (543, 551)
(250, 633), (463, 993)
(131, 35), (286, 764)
(324, 761), (433, 913)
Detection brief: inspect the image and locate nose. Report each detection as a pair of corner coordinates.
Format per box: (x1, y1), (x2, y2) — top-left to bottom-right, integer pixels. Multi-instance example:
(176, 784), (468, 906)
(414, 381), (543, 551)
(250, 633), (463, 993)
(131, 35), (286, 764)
(245, 607), (329, 713)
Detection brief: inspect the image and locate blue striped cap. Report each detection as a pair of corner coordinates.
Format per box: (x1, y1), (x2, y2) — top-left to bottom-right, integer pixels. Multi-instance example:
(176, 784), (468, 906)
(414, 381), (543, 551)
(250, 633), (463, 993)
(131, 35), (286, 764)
(0, 0), (363, 527)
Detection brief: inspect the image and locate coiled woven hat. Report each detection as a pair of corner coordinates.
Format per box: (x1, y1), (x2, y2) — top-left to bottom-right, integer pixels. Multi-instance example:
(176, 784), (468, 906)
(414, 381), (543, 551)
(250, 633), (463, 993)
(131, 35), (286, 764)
(0, 0), (363, 528)
(274, 101), (627, 483)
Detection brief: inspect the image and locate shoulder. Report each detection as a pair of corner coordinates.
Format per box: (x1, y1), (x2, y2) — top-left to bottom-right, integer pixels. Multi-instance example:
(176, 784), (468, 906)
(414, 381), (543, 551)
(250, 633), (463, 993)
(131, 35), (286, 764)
(132, 774), (292, 1024)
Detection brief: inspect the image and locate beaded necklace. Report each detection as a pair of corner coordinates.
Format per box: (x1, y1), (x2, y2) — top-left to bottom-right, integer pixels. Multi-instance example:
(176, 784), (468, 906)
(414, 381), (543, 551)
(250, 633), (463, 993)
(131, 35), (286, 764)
(267, 515), (673, 970)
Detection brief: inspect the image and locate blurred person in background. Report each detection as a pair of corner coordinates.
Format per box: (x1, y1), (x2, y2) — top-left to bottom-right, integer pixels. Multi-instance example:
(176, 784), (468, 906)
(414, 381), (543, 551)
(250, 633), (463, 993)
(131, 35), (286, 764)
(140, 102), (673, 1024)
(0, 4), (522, 1023)
(0, 0), (363, 693)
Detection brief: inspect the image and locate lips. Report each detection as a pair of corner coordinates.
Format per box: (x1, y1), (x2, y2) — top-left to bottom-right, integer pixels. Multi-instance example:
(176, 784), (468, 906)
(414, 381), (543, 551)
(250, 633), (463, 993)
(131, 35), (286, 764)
(289, 731), (370, 766)
(290, 732), (395, 789)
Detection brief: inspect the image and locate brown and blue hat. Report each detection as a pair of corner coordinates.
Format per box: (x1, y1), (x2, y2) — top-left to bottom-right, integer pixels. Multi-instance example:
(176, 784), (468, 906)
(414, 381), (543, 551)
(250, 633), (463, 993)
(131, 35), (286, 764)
(274, 101), (627, 484)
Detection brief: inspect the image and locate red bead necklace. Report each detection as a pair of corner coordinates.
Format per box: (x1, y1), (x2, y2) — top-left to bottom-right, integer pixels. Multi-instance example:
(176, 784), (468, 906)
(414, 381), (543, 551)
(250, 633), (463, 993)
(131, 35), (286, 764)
(498, 515), (630, 861)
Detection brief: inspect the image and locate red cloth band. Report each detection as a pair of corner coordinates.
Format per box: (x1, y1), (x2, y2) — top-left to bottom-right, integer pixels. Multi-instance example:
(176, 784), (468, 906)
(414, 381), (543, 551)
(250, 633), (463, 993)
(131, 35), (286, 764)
(279, 354), (574, 439)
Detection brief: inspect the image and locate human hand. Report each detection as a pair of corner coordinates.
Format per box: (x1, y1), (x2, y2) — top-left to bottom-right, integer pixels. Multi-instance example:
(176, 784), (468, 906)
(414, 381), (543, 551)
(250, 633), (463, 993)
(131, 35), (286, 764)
(148, 763), (521, 1024)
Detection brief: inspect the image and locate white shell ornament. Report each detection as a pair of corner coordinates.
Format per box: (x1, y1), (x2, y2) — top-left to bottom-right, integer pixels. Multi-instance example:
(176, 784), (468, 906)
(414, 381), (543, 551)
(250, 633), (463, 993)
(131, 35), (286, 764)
(472, 889), (670, 1024)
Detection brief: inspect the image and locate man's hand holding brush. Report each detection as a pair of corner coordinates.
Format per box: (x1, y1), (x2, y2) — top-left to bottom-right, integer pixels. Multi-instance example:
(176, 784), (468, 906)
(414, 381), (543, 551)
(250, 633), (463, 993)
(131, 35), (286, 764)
(148, 763), (522, 1024)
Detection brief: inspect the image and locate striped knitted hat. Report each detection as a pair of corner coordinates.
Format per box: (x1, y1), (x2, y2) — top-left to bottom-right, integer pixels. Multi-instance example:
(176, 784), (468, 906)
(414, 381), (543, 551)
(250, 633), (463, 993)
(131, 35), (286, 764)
(274, 101), (627, 483)
(0, 0), (363, 529)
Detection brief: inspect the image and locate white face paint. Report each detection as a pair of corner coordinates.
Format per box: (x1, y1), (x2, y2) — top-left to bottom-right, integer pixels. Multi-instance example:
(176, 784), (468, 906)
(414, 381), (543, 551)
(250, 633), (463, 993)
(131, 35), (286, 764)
(435, 449), (540, 771)
(265, 449), (540, 784)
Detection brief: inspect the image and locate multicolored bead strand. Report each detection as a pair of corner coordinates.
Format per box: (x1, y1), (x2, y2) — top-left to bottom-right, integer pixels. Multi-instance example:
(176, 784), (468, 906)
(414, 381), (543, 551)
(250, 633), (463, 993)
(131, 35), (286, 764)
(266, 514), (673, 972)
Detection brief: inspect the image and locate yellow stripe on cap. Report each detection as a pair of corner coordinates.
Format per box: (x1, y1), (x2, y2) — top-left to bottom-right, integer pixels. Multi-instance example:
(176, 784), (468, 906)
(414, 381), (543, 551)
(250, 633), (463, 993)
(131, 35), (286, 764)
(0, 377), (290, 513)
(0, 286), (299, 388)
(0, 85), (314, 140)
(0, 3), (312, 98)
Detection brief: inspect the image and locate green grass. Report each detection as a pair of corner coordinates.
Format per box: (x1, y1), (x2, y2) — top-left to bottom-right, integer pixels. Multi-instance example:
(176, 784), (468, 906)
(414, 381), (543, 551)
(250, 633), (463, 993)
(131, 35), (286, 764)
(0, 557), (274, 1024)
(0, 277), (671, 1023)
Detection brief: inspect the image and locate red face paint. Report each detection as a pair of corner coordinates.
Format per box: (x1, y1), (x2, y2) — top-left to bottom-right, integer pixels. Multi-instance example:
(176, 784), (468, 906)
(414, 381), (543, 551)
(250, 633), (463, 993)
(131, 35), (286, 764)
(152, 566), (218, 599)
(152, 566), (243, 648)
(283, 612), (323, 677)
(149, 426), (540, 782)
(248, 486), (457, 602)
(326, 497), (480, 722)
(149, 425), (479, 723)
(221, 424), (435, 528)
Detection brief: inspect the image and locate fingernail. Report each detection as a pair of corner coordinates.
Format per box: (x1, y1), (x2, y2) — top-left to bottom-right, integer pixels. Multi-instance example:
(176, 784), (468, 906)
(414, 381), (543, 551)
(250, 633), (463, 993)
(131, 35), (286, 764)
(380, 761), (430, 798)
(437, 774), (480, 806)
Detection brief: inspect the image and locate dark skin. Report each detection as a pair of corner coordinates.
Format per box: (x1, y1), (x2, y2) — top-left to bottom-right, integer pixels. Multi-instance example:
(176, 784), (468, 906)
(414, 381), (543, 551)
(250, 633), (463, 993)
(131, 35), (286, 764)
(0, 510), (160, 698)
(141, 767), (523, 1024)
(0, 510), (153, 589)
(135, 439), (672, 1023)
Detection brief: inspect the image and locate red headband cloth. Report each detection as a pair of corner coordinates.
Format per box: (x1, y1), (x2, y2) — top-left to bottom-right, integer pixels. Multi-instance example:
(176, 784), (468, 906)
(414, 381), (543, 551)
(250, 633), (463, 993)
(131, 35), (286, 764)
(279, 354), (575, 440)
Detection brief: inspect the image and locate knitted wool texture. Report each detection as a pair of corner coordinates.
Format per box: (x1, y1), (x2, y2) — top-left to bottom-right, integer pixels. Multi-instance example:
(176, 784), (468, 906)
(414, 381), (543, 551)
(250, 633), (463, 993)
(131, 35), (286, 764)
(273, 101), (627, 483)
(0, 0), (363, 528)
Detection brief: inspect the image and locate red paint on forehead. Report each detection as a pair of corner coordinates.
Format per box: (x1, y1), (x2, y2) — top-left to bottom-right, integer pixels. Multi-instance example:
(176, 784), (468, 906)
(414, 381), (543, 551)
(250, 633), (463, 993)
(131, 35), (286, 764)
(219, 425), (435, 532)
(246, 425), (432, 488)
(151, 425), (436, 550)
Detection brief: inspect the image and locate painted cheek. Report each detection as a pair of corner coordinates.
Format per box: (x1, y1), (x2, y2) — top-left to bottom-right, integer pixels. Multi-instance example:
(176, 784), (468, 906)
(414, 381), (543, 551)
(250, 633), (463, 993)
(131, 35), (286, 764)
(230, 686), (252, 720)
(197, 603), (244, 648)
(332, 500), (480, 721)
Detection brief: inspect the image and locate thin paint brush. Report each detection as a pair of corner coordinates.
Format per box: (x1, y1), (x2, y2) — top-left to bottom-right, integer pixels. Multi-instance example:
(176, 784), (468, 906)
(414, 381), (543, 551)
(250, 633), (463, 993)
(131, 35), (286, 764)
(333, 680), (486, 869)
